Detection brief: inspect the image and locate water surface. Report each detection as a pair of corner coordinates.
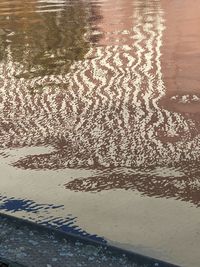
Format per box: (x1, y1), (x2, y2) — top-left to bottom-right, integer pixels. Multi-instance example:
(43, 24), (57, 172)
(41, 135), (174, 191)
(0, 1), (200, 266)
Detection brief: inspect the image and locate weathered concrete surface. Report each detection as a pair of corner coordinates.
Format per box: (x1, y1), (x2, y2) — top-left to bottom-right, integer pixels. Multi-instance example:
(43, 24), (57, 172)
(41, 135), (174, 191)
(0, 215), (178, 267)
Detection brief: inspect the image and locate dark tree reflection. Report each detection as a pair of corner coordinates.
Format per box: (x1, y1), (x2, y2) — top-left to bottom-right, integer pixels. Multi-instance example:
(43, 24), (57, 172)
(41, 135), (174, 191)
(64, 164), (200, 207)
(0, 0), (101, 77)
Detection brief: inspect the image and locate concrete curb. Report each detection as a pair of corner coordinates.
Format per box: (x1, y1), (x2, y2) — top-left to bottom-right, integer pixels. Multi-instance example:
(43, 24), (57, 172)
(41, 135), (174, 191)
(0, 256), (26, 267)
(0, 212), (180, 267)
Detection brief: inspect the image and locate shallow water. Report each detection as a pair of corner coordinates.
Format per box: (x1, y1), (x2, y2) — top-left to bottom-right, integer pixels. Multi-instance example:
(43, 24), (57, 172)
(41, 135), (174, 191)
(0, 0), (200, 266)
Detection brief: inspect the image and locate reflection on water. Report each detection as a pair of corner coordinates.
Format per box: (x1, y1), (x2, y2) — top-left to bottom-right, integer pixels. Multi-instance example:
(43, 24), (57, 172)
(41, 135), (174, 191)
(0, 0), (96, 77)
(1, 0), (199, 205)
(65, 164), (200, 207)
(0, 0), (200, 265)
(0, 194), (105, 242)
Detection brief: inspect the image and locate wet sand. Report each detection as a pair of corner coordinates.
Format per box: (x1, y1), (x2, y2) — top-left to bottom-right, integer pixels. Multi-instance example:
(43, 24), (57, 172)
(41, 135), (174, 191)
(0, 0), (200, 266)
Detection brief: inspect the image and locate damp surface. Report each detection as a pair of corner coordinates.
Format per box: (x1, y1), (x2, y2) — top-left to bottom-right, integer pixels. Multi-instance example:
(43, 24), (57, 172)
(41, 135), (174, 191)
(0, 1), (200, 266)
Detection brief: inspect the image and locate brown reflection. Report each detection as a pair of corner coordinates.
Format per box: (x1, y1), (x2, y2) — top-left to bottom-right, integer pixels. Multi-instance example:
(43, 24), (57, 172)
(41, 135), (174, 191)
(64, 164), (200, 207)
(0, 0), (100, 77)
(160, 0), (200, 117)
(1, 0), (200, 206)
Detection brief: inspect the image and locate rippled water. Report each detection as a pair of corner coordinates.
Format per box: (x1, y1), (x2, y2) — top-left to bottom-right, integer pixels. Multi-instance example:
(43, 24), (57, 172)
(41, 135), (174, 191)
(0, 0), (200, 266)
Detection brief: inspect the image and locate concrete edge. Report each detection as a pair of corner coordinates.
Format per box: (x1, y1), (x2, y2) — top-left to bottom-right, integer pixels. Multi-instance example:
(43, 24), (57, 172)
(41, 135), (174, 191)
(0, 256), (26, 267)
(0, 212), (180, 267)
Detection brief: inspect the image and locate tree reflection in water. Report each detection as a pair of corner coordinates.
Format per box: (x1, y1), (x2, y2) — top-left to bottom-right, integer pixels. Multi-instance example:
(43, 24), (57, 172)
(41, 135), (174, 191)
(64, 164), (200, 207)
(0, 0), (101, 78)
(0, 0), (200, 208)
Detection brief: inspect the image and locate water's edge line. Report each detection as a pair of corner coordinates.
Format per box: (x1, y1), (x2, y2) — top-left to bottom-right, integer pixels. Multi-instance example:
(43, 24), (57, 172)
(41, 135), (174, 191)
(0, 212), (180, 267)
